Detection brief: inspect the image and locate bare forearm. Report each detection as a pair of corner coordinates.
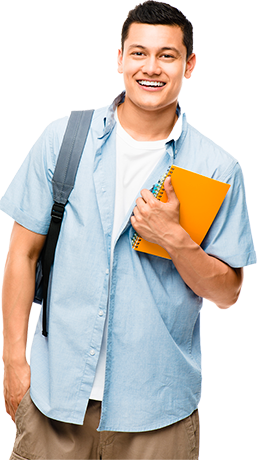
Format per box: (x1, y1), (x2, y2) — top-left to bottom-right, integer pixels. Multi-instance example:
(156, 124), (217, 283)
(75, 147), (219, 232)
(2, 223), (45, 420)
(2, 223), (45, 364)
(2, 252), (35, 421)
(162, 228), (243, 309)
(2, 252), (36, 364)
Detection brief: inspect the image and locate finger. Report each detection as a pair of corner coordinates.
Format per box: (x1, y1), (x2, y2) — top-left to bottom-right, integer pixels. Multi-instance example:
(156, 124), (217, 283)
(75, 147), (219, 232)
(164, 176), (178, 202)
(11, 409), (15, 422)
(135, 197), (146, 212)
(140, 188), (153, 203)
(5, 399), (15, 422)
(132, 208), (139, 220)
(4, 393), (11, 412)
(130, 214), (137, 229)
(4, 399), (10, 416)
(10, 410), (15, 422)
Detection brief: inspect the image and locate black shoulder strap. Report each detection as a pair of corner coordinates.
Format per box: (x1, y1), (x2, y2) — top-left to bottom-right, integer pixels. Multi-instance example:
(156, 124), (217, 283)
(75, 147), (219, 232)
(41, 110), (94, 336)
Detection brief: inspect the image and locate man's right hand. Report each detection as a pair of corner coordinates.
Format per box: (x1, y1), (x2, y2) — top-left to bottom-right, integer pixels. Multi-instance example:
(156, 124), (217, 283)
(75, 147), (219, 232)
(4, 359), (31, 422)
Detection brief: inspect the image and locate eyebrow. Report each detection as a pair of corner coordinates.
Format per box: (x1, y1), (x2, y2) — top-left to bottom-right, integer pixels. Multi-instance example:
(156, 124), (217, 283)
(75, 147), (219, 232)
(128, 44), (181, 55)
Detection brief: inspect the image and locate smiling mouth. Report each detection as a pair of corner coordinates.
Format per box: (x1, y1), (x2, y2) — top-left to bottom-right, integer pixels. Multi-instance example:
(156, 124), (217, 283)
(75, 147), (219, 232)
(137, 80), (166, 88)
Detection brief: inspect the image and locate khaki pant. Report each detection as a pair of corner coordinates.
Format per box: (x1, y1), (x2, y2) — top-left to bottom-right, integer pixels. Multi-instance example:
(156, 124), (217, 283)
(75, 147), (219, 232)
(11, 390), (199, 460)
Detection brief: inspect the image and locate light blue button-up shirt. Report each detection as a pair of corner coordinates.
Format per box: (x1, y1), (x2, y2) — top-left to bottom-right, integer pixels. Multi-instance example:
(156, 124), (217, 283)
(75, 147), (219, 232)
(0, 92), (256, 431)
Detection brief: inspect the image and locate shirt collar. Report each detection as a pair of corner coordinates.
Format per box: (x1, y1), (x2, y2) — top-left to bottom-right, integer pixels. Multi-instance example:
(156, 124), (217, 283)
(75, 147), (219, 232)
(102, 91), (183, 142)
(101, 92), (125, 138)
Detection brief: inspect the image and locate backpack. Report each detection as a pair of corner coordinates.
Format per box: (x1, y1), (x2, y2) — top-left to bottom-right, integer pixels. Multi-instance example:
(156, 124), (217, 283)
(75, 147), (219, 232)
(34, 110), (94, 337)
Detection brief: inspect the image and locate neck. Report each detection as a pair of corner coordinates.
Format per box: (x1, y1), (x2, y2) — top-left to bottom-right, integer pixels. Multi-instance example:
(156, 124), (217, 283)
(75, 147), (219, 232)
(117, 96), (178, 142)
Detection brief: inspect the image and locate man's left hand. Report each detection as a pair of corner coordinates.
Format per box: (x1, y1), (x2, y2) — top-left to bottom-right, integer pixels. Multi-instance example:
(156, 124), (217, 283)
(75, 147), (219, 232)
(131, 176), (181, 247)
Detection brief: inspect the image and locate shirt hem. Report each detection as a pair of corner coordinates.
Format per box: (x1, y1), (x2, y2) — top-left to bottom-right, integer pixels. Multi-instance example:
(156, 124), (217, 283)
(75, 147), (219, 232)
(206, 250), (257, 268)
(97, 404), (200, 433)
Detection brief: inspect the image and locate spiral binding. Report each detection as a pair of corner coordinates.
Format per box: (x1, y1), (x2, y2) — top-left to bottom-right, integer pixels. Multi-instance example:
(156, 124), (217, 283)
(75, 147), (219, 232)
(131, 165), (175, 249)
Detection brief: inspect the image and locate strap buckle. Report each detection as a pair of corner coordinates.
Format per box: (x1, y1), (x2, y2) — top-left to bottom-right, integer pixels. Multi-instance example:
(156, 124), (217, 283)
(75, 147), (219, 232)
(51, 202), (65, 222)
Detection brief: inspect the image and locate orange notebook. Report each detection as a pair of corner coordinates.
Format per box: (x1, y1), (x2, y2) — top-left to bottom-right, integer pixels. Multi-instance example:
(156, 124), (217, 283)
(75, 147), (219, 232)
(131, 165), (230, 259)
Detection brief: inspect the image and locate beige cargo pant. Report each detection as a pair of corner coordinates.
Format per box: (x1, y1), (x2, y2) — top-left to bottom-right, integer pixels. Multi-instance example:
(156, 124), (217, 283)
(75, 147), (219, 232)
(10, 390), (199, 460)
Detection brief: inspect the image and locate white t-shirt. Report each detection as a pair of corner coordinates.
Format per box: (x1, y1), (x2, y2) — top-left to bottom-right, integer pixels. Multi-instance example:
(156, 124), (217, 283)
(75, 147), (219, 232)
(89, 109), (182, 400)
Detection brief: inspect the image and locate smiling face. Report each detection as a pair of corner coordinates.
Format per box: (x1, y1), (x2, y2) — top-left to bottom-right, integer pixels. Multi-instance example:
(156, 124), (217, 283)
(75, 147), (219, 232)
(118, 23), (196, 114)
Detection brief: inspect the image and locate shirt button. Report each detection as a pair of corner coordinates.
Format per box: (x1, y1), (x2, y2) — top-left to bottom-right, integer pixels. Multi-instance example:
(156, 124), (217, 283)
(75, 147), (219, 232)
(90, 349), (95, 356)
(99, 310), (104, 317)
(106, 269), (109, 275)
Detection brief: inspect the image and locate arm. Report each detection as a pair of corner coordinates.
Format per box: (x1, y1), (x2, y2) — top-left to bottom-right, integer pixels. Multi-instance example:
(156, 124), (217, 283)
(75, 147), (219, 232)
(2, 222), (46, 421)
(131, 177), (243, 309)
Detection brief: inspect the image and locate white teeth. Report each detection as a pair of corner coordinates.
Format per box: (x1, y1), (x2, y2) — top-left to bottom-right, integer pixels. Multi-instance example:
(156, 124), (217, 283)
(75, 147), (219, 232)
(138, 80), (165, 87)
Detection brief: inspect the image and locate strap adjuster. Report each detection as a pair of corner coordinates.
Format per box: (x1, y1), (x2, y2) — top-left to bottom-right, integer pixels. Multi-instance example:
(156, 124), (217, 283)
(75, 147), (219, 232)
(51, 203), (65, 221)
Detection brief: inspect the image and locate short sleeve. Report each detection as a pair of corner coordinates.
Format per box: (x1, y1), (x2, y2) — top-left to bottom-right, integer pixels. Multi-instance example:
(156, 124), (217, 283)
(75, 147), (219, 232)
(0, 117), (68, 234)
(201, 162), (256, 268)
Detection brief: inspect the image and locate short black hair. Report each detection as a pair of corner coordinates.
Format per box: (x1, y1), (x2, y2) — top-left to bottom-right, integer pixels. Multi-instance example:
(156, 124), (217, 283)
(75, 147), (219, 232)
(121, 1), (193, 59)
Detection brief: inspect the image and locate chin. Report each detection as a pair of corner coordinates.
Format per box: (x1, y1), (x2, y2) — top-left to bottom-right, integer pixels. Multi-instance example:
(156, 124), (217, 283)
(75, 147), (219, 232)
(136, 99), (174, 112)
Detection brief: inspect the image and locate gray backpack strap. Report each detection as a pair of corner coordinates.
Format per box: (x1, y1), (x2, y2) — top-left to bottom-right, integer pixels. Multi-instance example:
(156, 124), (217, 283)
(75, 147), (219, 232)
(34, 109), (94, 337)
(52, 110), (94, 204)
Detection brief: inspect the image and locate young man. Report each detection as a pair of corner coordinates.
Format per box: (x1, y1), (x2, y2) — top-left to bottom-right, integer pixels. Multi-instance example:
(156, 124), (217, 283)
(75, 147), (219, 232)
(1, 1), (256, 459)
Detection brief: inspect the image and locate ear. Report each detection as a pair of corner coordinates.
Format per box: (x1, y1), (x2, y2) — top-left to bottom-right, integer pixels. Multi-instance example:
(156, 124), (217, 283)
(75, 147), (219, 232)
(184, 53), (196, 79)
(117, 49), (123, 74)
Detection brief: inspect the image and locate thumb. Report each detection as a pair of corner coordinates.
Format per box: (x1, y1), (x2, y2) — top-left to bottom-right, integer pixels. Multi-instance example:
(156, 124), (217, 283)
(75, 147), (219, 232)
(164, 176), (176, 202)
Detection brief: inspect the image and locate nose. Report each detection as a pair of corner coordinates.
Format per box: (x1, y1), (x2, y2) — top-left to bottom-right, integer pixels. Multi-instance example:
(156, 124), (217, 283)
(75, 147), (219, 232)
(142, 56), (161, 77)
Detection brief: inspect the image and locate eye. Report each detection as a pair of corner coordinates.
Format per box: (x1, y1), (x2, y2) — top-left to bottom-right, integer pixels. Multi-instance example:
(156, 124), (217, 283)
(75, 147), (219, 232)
(161, 54), (175, 59)
(133, 52), (145, 56)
